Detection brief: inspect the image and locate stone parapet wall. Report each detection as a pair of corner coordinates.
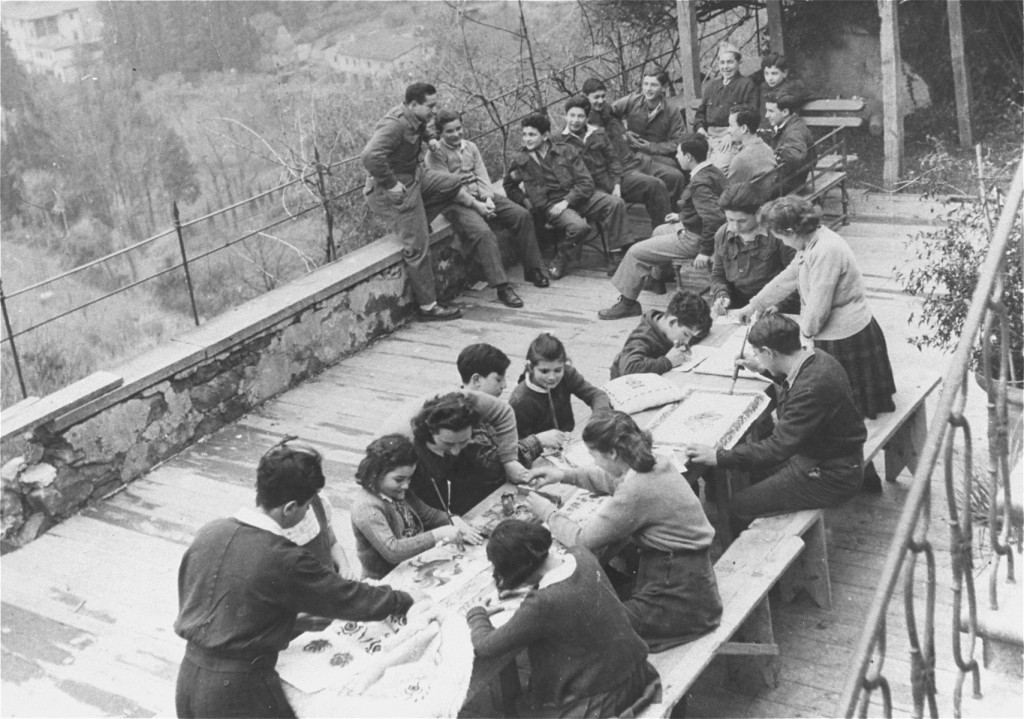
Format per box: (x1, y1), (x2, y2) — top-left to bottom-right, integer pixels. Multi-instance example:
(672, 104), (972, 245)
(0, 228), (472, 552)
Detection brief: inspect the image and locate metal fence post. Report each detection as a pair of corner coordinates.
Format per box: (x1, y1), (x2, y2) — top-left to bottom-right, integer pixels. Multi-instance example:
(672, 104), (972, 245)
(172, 201), (201, 326)
(0, 280), (28, 400)
(314, 146), (336, 263)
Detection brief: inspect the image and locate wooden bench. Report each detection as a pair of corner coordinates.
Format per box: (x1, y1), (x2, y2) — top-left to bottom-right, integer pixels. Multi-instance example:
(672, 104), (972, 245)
(640, 371), (941, 716)
(639, 530), (806, 717)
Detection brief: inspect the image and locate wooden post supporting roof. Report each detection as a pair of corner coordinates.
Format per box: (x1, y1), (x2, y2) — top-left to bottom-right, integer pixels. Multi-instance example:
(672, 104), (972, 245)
(946, 0), (974, 146)
(766, 0), (785, 55)
(878, 0), (903, 190)
(676, 0), (701, 101)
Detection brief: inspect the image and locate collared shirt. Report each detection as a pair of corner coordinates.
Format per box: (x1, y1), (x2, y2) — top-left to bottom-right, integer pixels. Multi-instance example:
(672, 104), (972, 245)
(711, 226), (796, 301)
(424, 138), (494, 199)
(233, 506), (285, 537)
(360, 103), (431, 189)
(784, 348), (815, 389)
(690, 159), (714, 180)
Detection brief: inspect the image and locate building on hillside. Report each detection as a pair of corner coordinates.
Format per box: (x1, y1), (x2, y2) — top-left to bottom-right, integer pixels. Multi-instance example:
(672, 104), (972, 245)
(316, 32), (432, 90)
(1, 1), (103, 81)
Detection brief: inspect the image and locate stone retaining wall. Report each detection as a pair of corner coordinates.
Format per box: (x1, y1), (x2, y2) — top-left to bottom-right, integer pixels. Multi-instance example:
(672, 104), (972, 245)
(0, 228), (474, 552)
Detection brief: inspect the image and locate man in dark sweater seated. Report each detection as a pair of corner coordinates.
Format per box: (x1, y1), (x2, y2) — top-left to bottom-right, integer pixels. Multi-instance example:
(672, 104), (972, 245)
(174, 439), (414, 718)
(685, 314), (866, 531)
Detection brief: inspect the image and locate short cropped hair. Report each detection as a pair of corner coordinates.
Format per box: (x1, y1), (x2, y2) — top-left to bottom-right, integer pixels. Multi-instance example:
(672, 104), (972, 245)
(719, 183), (763, 215)
(564, 95), (591, 116)
(405, 82), (436, 105)
(757, 195), (822, 237)
(748, 314), (803, 354)
(760, 52), (789, 71)
(581, 77), (607, 95)
(355, 434), (418, 494)
(522, 113), (551, 135)
(666, 290), (712, 342)
(643, 69), (671, 87)
(411, 392), (481, 445)
(766, 91), (801, 115)
(457, 343), (511, 384)
(436, 109), (462, 131)
(256, 438), (325, 509)
(729, 104), (760, 133)
(678, 133), (709, 163)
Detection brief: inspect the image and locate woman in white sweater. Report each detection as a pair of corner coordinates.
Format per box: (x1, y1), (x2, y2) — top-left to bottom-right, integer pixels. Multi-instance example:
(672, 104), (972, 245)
(737, 196), (896, 423)
(525, 411), (722, 652)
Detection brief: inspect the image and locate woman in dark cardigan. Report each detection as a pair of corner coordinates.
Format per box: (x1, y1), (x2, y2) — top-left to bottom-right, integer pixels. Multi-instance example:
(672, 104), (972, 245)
(466, 520), (659, 718)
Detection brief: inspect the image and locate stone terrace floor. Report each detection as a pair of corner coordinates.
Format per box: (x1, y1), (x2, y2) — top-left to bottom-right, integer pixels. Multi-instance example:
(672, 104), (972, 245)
(2, 193), (1022, 717)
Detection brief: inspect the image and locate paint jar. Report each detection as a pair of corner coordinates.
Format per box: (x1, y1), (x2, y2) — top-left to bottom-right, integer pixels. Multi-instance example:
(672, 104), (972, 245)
(500, 492), (516, 516)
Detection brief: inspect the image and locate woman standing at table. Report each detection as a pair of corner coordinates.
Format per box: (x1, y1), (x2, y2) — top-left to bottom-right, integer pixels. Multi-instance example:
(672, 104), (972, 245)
(525, 411), (722, 652)
(350, 434), (480, 580)
(736, 196), (895, 487)
(466, 520), (659, 717)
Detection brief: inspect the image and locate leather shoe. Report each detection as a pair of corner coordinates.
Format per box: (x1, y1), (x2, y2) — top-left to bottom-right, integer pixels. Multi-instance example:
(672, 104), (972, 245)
(417, 304), (462, 322)
(524, 268), (550, 288)
(496, 284), (524, 308)
(548, 249), (570, 280)
(643, 276), (667, 295)
(598, 296), (642, 320)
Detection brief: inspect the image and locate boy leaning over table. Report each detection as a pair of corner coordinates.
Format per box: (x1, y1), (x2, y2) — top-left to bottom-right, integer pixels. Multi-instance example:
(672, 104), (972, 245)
(685, 314), (866, 536)
(173, 439), (415, 719)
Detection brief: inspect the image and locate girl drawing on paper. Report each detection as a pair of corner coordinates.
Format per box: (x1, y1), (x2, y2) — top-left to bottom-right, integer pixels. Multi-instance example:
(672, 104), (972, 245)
(525, 411), (723, 653)
(350, 434), (481, 580)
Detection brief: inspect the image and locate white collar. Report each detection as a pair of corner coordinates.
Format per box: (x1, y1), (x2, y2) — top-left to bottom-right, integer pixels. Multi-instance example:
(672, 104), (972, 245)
(525, 375), (552, 394)
(538, 553), (576, 589)
(561, 125), (597, 142)
(690, 159), (714, 178)
(234, 506), (286, 537)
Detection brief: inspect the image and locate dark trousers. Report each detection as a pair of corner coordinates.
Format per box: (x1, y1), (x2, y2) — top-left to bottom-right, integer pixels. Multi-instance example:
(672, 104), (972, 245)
(638, 155), (686, 203)
(729, 453), (863, 533)
(364, 169), (463, 307)
(443, 195), (545, 286)
(547, 190), (628, 251)
(620, 170), (672, 230)
(176, 647), (293, 719)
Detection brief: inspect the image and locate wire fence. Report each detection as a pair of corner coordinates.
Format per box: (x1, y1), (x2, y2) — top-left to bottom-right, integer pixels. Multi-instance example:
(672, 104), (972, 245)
(0, 7), (769, 406)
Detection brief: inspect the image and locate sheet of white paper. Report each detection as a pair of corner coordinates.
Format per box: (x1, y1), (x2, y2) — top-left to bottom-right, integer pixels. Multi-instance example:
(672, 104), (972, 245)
(669, 344), (712, 372)
(643, 389), (770, 449)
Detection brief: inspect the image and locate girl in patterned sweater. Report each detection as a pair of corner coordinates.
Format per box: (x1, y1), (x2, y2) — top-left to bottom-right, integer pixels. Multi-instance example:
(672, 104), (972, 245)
(508, 332), (612, 439)
(350, 434), (481, 579)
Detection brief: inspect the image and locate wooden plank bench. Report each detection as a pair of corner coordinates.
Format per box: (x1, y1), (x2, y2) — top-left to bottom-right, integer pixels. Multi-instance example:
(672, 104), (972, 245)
(640, 371), (941, 715)
(639, 531), (806, 717)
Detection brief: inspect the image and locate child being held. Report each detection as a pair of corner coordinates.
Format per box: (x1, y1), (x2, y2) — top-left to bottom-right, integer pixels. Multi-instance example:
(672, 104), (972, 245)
(508, 333), (612, 439)
(350, 434), (481, 580)
(609, 290), (713, 379)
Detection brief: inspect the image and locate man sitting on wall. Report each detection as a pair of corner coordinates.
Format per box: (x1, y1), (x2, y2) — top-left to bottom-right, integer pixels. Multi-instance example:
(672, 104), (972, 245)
(425, 110), (551, 307)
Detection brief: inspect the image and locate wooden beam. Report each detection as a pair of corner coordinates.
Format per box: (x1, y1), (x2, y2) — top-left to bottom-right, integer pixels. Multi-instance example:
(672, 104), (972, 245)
(946, 0), (974, 146)
(765, 0), (785, 56)
(878, 0), (903, 190)
(676, 0), (701, 101)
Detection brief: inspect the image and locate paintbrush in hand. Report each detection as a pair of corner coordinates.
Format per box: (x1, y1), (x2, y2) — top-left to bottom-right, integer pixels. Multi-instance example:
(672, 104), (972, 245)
(729, 324), (750, 395)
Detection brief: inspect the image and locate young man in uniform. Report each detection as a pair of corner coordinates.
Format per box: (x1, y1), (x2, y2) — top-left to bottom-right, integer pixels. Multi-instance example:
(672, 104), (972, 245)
(362, 82), (486, 321)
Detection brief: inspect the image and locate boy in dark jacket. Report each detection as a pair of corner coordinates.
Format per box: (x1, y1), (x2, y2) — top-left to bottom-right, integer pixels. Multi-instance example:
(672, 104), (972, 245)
(609, 291), (713, 379)
(599, 134), (726, 320)
(503, 113), (627, 280)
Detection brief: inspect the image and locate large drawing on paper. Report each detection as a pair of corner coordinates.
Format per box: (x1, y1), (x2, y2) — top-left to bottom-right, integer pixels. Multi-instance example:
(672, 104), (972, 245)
(644, 389), (769, 449)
